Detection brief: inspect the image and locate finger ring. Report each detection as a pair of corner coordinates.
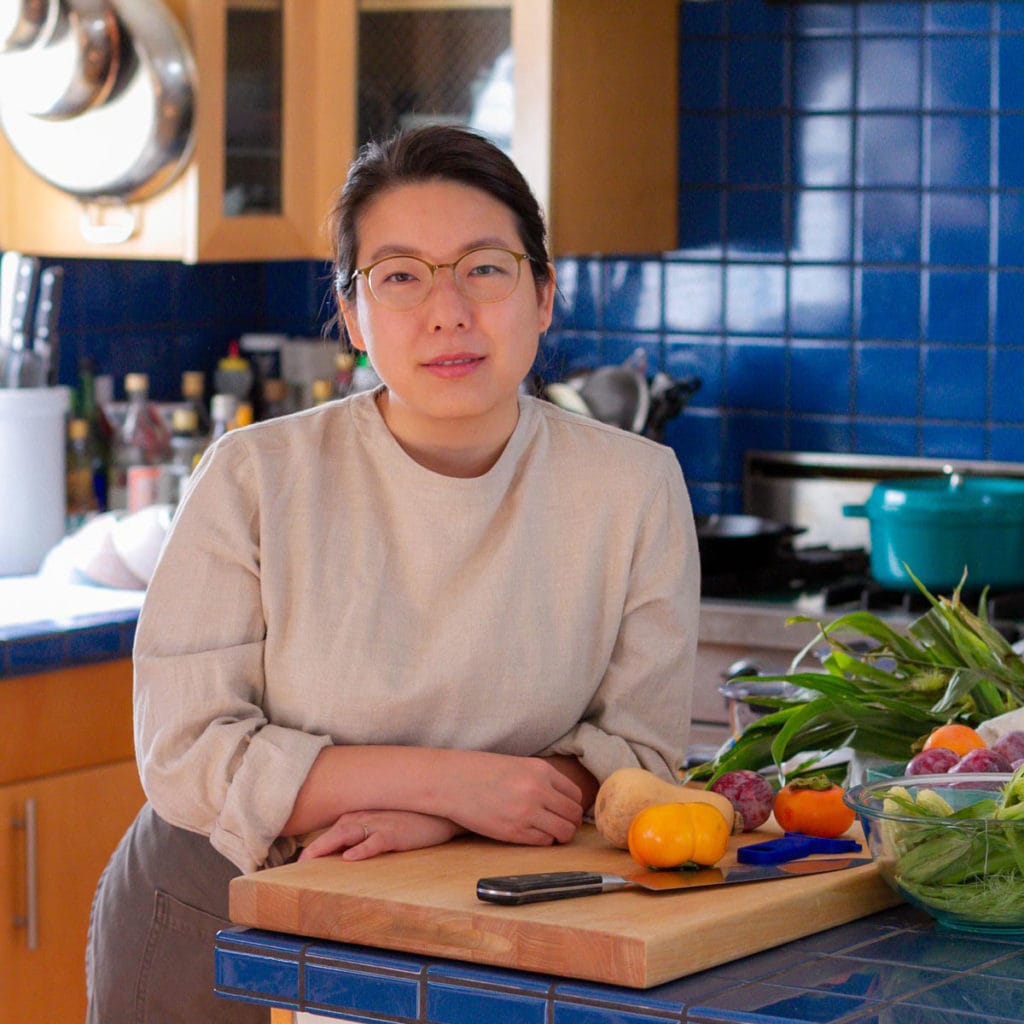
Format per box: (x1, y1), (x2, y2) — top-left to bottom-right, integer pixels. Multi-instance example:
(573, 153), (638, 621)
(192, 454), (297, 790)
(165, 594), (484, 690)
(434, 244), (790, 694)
(361, 824), (370, 842)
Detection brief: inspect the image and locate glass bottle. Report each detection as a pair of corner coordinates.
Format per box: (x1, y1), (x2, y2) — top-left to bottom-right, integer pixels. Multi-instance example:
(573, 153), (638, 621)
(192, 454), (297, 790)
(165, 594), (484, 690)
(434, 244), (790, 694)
(311, 378), (333, 406)
(76, 357), (113, 510)
(109, 373), (172, 511)
(334, 352), (355, 398)
(162, 406), (206, 505)
(66, 418), (100, 531)
(181, 370), (212, 437)
(261, 377), (288, 418)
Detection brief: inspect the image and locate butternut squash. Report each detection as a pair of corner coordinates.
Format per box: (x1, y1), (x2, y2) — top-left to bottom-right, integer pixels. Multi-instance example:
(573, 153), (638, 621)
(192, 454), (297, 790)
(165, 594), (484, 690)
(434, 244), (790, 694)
(594, 767), (741, 848)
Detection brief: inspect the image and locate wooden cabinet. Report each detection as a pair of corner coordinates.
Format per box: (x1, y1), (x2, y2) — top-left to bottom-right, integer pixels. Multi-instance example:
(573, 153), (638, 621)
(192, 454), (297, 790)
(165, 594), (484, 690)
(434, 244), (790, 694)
(1, 660), (145, 1022)
(356, 0), (678, 256)
(0, 0), (675, 262)
(512, 0), (678, 255)
(0, 0), (356, 262)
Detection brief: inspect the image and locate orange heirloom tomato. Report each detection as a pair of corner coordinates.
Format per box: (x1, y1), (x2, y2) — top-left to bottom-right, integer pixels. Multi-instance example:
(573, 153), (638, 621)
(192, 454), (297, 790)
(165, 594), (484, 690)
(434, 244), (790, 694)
(627, 801), (729, 869)
(773, 775), (855, 839)
(685, 802), (732, 866)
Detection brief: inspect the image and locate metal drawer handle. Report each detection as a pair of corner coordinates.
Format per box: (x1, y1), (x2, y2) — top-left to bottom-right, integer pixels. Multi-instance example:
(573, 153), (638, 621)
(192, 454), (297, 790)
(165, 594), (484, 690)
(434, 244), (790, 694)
(12, 798), (39, 950)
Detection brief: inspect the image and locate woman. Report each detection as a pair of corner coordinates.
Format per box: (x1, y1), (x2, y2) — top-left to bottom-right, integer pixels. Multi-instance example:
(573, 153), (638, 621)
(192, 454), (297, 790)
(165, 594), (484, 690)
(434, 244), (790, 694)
(87, 124), (699, 1023)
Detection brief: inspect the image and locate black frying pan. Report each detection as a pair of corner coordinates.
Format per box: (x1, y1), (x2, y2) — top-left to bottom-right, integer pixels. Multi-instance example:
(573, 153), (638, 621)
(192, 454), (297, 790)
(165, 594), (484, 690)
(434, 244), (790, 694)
(694, 514), (806, 574)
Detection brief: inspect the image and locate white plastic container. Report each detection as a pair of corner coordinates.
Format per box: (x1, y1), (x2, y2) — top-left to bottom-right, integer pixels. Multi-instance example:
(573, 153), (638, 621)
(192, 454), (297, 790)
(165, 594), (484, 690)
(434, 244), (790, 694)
(0, 386), (70, 576)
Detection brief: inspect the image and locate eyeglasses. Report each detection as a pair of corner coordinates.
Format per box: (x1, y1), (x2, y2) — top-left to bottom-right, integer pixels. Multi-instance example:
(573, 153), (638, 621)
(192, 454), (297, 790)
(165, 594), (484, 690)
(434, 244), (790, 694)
(349, 247), (534, 311)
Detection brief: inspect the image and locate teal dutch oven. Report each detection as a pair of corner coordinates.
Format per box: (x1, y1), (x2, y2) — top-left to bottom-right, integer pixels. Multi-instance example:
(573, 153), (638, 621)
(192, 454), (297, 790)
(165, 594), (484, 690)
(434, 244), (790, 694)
(843, 474), (1024, 591)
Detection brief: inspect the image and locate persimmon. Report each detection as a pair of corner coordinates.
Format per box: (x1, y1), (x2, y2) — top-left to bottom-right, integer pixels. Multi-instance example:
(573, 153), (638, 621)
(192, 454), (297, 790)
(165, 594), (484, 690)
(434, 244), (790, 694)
(922, 724), (986, 758)
(773, 775), (855, 839)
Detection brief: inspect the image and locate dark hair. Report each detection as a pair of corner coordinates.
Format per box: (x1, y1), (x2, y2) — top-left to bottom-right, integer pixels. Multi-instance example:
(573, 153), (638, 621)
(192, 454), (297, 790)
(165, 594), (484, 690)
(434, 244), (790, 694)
(328, 125), (552, 312)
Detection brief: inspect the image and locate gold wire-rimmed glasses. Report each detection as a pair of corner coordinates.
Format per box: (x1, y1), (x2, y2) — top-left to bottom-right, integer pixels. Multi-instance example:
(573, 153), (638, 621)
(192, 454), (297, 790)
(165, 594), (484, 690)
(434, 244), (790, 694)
(349, 247), (534, 311)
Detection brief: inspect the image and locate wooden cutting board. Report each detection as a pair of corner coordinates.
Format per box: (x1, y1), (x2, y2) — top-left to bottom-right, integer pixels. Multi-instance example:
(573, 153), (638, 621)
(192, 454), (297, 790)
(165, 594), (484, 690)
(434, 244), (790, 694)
(230, 824), (901, 988)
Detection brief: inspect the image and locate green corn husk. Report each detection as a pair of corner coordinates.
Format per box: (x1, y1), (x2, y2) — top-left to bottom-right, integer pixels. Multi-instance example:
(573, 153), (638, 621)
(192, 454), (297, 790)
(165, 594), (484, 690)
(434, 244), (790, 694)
(877, 767), (1024, 923)
(691, 569), (1024, 785)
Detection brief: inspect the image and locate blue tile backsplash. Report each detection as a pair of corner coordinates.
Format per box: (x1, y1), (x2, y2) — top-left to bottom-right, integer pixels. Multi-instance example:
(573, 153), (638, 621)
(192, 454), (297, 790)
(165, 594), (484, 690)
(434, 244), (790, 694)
(11, 0), (1024, 516)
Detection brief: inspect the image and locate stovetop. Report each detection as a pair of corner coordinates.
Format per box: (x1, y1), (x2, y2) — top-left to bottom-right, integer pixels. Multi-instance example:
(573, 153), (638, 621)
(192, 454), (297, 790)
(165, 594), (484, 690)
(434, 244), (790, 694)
(701, 543), (1024, 642)
(700, 544), (869, 601)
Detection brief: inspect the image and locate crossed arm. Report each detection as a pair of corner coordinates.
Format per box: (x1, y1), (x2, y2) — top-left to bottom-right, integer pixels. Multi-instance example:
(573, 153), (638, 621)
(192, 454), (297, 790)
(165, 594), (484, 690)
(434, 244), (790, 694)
(284, 745), (598, 861)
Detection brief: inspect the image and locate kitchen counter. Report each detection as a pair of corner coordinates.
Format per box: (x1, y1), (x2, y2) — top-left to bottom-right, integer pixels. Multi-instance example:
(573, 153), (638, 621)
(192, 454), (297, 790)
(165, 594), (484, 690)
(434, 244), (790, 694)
(0, 575), (143, 678)
(215, 907), (1024, 1023)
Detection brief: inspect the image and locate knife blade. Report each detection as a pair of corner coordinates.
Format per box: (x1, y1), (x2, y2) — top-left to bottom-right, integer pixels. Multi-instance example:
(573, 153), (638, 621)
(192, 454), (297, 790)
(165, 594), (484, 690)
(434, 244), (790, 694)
(476, 857), (874, 905)
(32, 265), (63, 386)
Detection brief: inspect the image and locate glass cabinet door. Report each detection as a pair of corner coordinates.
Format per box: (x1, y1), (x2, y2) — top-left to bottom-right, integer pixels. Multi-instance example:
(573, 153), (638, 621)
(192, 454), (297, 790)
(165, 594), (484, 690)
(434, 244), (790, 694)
(223, 0), (284, 216)
(357, 1), (512, 153)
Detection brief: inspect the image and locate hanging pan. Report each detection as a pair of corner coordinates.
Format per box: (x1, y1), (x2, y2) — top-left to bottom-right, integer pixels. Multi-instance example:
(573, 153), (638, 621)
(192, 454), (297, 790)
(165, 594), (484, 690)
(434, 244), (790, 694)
(0, 0), (195, 232)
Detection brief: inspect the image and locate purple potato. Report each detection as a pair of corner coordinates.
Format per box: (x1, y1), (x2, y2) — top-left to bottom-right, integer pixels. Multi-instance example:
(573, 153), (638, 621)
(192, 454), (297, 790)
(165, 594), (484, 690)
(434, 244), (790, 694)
(949, 748), (1013, 774)
(992, 731), (1024, 765)
(710, 769), (775, 831)
(906, 747), (960, 776)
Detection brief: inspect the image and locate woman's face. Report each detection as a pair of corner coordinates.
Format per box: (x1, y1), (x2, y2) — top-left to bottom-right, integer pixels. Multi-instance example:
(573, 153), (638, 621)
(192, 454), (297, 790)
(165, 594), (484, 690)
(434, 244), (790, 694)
(340, 179), (554, 454)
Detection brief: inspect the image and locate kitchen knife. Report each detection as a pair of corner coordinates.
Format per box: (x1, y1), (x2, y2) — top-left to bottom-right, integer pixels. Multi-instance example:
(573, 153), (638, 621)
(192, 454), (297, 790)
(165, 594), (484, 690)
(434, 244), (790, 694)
(8, 254), (39, 349)
(477, 857), (873, 905)
(0, 250), (21, 351)
(31, 265), (63, 386)
(3, 255), (44, 387)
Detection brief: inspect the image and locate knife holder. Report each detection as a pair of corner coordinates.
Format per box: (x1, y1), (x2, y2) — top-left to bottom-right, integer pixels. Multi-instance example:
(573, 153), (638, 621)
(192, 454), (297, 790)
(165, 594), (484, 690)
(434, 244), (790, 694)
(0, 386), (69, 575)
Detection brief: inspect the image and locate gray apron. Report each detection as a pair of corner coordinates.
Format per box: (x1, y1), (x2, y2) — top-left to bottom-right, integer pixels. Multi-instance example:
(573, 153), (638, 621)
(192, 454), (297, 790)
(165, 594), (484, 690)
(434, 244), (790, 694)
(86, 802), (269, 1024)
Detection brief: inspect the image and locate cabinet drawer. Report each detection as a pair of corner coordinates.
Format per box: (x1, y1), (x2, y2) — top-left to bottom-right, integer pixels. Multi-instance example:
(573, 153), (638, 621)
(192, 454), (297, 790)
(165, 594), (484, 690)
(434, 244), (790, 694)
(0, 660), (135, 785)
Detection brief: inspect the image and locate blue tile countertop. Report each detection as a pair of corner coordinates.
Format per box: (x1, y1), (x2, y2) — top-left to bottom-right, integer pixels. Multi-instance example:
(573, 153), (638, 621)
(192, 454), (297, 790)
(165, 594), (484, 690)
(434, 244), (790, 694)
(0, 576), (143, 678)
(216, 908), (1024, 1024)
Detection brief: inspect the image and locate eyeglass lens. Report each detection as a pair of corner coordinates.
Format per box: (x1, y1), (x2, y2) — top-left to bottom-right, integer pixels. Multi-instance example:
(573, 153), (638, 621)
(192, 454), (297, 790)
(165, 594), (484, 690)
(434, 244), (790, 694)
(366, 248), (524, 310)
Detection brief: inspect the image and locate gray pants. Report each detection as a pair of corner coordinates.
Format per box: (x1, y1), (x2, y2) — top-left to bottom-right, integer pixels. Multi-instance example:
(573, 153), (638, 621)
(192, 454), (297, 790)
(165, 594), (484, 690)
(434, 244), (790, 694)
(86, 802), (268, 1024)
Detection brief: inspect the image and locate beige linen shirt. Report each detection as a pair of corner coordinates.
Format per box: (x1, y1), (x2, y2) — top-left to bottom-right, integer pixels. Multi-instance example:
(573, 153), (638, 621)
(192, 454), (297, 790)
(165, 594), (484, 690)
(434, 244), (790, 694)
(134, 390), (700, 872)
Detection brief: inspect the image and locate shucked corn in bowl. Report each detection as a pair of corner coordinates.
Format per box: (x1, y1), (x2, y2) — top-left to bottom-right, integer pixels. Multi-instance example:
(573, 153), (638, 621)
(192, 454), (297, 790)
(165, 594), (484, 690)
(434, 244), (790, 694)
(844, 767), (1024, 936)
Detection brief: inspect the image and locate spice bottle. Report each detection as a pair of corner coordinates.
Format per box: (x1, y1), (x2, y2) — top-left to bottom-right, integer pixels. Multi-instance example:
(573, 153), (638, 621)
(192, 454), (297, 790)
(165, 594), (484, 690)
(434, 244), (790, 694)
(181, 370), (212, 436)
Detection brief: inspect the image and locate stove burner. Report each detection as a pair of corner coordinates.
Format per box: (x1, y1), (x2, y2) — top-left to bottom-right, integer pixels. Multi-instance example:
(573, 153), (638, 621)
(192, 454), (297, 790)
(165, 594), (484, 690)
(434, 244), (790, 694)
(700, 545), (869, 599)
(822, 578), (1024, 642)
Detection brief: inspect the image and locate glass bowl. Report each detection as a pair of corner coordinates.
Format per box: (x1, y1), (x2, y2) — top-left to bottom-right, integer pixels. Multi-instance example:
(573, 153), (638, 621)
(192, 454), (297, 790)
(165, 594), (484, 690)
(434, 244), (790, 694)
(844, 772), (1024, 936)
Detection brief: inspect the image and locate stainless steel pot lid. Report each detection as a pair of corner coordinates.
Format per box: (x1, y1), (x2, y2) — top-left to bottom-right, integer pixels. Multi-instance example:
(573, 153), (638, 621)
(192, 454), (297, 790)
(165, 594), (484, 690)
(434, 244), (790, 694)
(0, 0), (120, 118)
(0, 0), (194, 202)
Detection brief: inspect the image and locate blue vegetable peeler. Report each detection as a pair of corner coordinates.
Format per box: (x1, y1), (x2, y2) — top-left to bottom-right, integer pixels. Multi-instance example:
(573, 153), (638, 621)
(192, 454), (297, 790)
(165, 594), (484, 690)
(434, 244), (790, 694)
(737, 832), (862, 865)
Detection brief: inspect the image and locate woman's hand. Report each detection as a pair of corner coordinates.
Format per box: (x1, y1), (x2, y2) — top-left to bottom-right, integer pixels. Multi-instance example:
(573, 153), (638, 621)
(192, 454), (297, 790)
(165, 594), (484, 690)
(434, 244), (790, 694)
(282, 746), (592, 849)
(298, 810), (462, 862)
(440, 753), (585, 846)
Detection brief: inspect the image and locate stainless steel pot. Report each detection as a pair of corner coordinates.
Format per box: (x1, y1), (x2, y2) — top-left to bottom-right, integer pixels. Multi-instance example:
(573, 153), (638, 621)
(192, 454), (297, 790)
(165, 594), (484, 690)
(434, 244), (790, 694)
(0, 0), (60, 52)
(0, 0), (120, 118)
(843, 474), (1024, 592)
(0, 0), (195, 205)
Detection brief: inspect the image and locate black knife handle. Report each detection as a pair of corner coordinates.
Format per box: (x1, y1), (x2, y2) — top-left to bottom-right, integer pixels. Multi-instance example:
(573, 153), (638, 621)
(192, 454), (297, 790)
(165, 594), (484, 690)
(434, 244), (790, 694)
(477, 871), (606, 905)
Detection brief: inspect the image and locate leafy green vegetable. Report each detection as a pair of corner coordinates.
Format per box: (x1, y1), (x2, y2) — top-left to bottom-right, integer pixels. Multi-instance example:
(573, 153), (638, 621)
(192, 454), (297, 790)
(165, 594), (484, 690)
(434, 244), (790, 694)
(692, 570), (1024, 784)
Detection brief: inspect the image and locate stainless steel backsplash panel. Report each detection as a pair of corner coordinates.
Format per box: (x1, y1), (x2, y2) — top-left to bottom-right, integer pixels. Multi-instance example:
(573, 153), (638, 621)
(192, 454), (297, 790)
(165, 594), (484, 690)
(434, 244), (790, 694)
(744, 451), (1024, 550)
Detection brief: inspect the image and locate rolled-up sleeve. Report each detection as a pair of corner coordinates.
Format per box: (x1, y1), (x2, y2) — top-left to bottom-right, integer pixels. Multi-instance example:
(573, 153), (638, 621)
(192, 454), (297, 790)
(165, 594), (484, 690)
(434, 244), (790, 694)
(133, 437), (331, 873)
(538, 455), (700, 784)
